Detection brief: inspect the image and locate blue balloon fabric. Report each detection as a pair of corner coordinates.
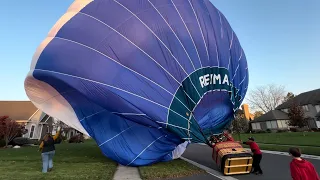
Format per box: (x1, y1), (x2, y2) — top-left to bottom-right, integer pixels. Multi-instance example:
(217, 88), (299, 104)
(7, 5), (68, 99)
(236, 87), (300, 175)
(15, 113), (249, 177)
(25, 0), (248, 166)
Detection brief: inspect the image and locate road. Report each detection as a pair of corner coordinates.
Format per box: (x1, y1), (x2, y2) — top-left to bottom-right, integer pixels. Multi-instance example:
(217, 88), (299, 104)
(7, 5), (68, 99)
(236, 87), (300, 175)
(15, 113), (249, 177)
(181, 144), (320, 180)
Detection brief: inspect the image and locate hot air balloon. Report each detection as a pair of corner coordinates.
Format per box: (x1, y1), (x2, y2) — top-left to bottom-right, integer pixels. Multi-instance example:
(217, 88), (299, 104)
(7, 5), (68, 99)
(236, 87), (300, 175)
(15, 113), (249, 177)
(25, 0), (248, 166)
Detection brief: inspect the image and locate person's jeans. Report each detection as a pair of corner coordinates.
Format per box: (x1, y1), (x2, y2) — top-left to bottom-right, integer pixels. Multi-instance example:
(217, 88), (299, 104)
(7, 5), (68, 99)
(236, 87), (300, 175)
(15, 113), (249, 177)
(42, 150), (55, 173)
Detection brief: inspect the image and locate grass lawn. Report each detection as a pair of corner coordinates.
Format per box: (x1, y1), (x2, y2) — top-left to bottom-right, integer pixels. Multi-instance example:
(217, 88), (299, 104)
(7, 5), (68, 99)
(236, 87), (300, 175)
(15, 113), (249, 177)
(232, 132), (320, 156)
(255, 144), (320, 156)
(233, 132), (320, 147)
(139, 159), (205, 180)
(0, 140), (117, 180)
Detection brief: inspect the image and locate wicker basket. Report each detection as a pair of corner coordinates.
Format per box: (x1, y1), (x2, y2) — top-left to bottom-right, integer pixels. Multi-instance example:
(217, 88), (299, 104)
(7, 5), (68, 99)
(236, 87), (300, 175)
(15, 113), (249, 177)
(212, 141), (253, 175)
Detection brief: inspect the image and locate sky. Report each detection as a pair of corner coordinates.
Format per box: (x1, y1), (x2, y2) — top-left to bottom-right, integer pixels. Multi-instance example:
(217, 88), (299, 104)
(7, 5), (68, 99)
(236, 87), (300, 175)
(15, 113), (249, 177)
(0, 0), (319, 101)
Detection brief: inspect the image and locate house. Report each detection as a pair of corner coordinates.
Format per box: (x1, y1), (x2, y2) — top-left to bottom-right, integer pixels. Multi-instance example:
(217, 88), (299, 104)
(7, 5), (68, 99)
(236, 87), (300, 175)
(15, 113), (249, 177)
(250, 110), (290, 131)
(250, 88), (320, 131)
(0, 101), (37, 124)
(0, 101), (80, 140)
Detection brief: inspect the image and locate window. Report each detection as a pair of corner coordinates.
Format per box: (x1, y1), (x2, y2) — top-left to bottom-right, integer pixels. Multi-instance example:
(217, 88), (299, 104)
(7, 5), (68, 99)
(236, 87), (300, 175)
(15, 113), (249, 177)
(266, 121), (272, 129)
(271, 121), (277, 129)
(252, 123), (261, 130)
(315, 105), (320, 113)
(316, 121), (320, 128)
(267, 121), (277, 129)
(47, 126), (50, 133)
(281, 120), (288, 128)
(282, 109), (288, 113)
(277, 120), (283, 128)
(302, 105), (309, 112)
(29, 125), (35, 138)
(278, 120), (289, 129)
(256, 123), (261, 130)
(252, 123), (257, 130)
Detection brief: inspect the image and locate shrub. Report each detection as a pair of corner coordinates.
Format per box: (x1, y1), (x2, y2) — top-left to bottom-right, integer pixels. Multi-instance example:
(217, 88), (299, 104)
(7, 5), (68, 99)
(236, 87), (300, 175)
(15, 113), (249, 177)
(252, 130), (266, 134)
(29, 139), (41, 145)
(310, 128), (320, 132)
(266, 129), (271, 133)
(62, 135), (67, 141)
(289, 127), (297, 132)
(10, 137), (33, 146)
(69, 134), (84, 143)
(277, 129), (288, 133)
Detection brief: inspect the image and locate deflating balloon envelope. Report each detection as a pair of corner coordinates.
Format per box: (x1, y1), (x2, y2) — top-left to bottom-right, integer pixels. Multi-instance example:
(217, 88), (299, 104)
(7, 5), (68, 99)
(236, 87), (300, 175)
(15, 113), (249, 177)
(25, 0), (248, 166)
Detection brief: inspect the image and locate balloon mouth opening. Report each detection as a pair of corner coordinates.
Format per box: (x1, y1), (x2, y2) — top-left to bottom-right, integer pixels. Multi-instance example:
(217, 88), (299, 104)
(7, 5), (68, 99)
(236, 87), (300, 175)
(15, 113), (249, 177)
(193, 91), (234, 137)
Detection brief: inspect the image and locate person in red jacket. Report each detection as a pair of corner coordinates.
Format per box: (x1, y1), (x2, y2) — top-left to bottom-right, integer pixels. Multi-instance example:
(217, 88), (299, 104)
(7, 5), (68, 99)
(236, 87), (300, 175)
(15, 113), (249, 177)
(289, 147), (319, 180)
(243, 137), (263, 175)
(223, 129), (235, 142)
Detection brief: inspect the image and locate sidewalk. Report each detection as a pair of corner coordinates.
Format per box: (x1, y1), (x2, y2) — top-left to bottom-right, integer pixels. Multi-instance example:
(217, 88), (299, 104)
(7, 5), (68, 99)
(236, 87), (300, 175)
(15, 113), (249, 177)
(258, 143), (320, 148)
(111, 164), (214, 180)
(113, 164), (142, 180)
(256, 149), (320, 160)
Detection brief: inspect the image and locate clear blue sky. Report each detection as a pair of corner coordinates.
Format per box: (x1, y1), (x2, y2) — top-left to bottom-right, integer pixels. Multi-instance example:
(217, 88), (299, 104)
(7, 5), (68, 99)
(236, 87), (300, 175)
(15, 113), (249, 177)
(0, 0), (319, 101)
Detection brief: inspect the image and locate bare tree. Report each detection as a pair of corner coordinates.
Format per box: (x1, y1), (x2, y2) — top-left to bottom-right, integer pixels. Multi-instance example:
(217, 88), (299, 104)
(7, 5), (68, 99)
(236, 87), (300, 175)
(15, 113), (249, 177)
(246, 84), (286, 113)
(231, 111), (249, 140)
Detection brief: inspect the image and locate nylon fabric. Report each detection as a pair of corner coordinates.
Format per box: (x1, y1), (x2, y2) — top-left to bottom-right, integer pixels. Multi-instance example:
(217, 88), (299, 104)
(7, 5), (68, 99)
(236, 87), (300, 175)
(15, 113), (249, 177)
(25, 0), (249, 166)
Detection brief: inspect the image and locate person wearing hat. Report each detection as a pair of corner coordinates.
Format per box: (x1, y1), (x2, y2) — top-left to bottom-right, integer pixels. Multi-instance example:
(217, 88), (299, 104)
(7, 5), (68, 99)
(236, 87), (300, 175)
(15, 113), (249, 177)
(243, 137), (263, 175)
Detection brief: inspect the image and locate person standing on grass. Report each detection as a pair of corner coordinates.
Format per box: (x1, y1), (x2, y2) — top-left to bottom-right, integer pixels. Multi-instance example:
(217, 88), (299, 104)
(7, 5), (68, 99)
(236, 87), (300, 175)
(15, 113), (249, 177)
(39, 127), (61, 173)
(242, 137), (263, 175)
(289, 147), (319, 180)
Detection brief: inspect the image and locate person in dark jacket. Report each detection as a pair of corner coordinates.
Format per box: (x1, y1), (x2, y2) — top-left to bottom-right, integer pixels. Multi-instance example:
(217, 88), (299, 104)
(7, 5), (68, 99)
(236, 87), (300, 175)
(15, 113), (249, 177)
(39, 127), (61, 173)
(243, 137), (263, 175)
(40, 133), (56, 173)
(289, 147), (319, 180)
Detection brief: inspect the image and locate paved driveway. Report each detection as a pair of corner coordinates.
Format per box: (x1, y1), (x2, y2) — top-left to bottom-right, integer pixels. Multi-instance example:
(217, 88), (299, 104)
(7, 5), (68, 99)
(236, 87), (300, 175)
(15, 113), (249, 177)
(181, 144), (320, 180)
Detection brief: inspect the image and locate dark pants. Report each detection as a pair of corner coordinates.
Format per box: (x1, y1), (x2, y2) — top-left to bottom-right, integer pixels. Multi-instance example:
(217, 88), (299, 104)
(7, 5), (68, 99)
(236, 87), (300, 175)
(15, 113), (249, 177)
(252, 154), (263, 174)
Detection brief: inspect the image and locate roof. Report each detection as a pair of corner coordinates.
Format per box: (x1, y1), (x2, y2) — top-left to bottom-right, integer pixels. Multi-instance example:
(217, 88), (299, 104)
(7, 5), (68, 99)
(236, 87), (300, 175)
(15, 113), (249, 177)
(15, 120), (29, 125)
(39, 115), (52, 124)
(276, 89), (320, 109)
(251, 110), (289, 122)
(0, 101), (38, 120)
(29, 109), (46, 122)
